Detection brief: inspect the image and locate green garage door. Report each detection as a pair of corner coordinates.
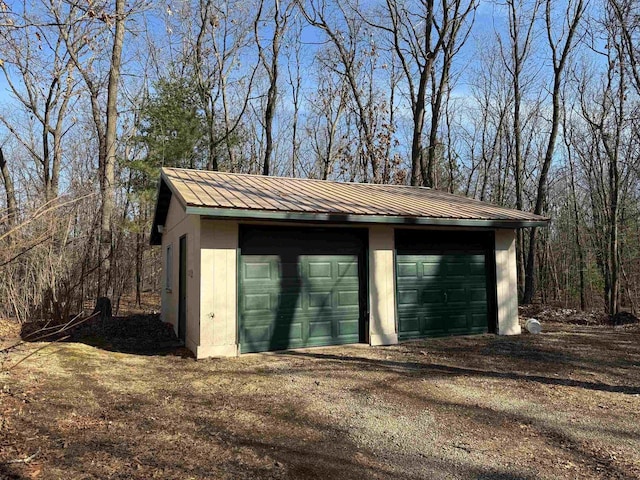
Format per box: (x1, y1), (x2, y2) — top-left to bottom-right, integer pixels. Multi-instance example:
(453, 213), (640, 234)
(396, 230), (494, 340)
(239, 227), (366, 353)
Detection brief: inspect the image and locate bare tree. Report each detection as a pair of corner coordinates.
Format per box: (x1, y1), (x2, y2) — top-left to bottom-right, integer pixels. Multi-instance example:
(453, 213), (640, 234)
(0, 3), (78, 201)
(574, 2), (631, 314)
(254, 0), (296, 176)
(608, 0), (640, 93)
(100, 0), (126, 300)
(522, 0), (586, 304)
(462, 41), (512, 201)
(285, 16), (304, 177)
(190, 0), (259, 171)
(364, 0), (476, 186)
(562, 102), (586, 310)
(299, 0), (383, 182)
(51, 1), (111, 298)
(497, 0), (542, 294)
(425, 1), (476, 188)
(305, 57), (350, 180)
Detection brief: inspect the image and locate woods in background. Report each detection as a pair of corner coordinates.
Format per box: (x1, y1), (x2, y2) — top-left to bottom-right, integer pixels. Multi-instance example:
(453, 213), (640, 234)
(0, 0), (639, 323)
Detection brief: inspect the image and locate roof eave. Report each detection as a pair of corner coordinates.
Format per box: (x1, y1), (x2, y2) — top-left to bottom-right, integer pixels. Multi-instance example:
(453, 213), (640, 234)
(185, 206), (549, 229)
(150, 179), (167, 245)
(150, 174), (183, 245)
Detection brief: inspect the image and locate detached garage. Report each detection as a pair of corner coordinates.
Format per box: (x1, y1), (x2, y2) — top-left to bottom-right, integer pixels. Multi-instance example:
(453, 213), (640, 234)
(151, 168), (548, 359)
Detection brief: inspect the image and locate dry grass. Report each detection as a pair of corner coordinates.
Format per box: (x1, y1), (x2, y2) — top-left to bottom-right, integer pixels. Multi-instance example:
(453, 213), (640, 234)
(0, 318), (20, 346)
(1, 317), (640, 479)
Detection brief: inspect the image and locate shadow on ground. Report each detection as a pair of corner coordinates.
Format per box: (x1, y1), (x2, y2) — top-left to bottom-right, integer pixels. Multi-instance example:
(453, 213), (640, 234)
(280, 349), (640, 395)
(19, 313), (192, 357)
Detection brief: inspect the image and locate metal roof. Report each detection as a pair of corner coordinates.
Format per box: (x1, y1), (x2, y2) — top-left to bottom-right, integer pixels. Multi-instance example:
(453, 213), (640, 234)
(151, 167), (548, 244)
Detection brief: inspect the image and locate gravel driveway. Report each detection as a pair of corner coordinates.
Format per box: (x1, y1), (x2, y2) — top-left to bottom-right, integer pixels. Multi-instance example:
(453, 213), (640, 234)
(1, 320), (640, 479)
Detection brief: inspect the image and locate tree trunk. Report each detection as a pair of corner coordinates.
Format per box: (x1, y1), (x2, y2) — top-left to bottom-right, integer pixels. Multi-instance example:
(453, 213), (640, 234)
(424, 53), (452, 188)
(410, 68), (428, 186)
(259, 0), (284, 177)
(513, 64), (525, 298)
(0, 146), (17, 228)
(504, 0), (540, 299)
(609, 202), (619, 314)
(289, 58), (301, 177)
(523, 0), (584, 304)
(605, 132), (620, 315)
(523, 72), (562, 304)
(101, 0), (126, 298)
(207, 111), (219, 171)
(568, 151), (586, 310)
(136, 231), (142, 308)
(262, 65), (277, 176)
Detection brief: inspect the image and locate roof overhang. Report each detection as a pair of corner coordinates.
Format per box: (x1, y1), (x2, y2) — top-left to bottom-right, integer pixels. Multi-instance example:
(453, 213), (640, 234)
(150, 177), (173, 245)
(186, 206), (549, 229)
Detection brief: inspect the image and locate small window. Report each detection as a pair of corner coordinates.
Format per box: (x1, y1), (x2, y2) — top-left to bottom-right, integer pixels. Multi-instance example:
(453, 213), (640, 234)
(165, 243), (173, 291)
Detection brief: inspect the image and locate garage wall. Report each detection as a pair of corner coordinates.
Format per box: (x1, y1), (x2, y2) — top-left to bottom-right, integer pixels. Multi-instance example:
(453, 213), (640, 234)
(494, 229), (521, 335)
(198, 219), (239, 358)
(169, 220), (521, 358)
(369, 225), (398, 345)
(161, 198), (201, 351)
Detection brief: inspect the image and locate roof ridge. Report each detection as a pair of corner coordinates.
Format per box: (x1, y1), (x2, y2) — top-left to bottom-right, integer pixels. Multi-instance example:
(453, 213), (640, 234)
(161, 166), (430, 190)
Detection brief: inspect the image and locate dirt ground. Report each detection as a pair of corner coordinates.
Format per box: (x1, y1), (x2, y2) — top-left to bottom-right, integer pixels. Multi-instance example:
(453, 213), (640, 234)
(1, 313), (640, 480)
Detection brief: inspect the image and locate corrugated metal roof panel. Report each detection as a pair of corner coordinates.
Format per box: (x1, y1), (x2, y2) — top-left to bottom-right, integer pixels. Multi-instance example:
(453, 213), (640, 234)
(160, 167), (549, 224)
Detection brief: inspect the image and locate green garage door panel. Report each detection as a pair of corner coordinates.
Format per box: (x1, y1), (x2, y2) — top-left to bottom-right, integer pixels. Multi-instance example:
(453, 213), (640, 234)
(397, 254), (489, 339)
(239, 227), (365, 353)
(396, 230), (492, 340)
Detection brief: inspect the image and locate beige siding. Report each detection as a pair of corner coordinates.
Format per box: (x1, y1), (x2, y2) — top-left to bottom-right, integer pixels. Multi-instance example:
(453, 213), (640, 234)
(160, 198), (186, 329)
(185, 218), (202, 350)
(198, 219), (239, 358)
(160, 198), (201, 349)
(495, 229), (521, 335)
(368, 225), (398, 346)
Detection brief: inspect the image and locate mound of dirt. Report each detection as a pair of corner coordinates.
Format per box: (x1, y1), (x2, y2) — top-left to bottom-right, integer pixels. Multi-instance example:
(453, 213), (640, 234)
(522, 307), (608, 326)
(71, 313), (182, 354)
(18, 313), (184, 355)
(20, 319), (72, 341)
(609, 311), (640, 326)
(520, 305), (640, 328)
